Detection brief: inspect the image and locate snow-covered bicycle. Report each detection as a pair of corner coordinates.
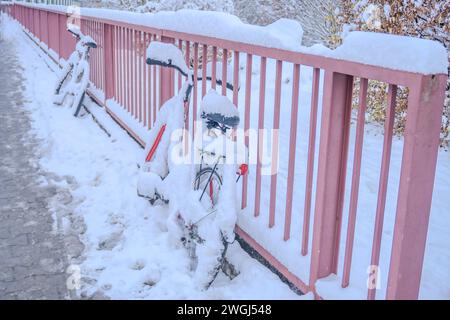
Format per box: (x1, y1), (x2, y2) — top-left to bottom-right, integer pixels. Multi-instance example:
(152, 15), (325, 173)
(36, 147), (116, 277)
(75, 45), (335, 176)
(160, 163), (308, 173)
(53, 24), (97, 117)
(137, 42), (245, 289)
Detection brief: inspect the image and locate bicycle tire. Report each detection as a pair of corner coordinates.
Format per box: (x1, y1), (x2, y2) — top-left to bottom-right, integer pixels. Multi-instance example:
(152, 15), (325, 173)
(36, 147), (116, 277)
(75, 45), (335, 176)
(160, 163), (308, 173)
(73, 91), (86, 117)
(180, 219), (228, 289)
(194, 167), (222, 207)
(54, 62), (74, 95)
(204, 233), (228, 289)
(192, 168), (228, 288)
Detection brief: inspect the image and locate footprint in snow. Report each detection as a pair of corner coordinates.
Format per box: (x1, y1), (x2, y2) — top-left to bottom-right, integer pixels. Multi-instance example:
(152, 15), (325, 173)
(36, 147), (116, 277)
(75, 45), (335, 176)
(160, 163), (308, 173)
(90, 174), (102, 187)
(143, 279), (157, 288)
(97, 231), (123, 251)
(129, 259), (146, 271)
(106, 212), (124, 226)
(101, 284), (112, 291)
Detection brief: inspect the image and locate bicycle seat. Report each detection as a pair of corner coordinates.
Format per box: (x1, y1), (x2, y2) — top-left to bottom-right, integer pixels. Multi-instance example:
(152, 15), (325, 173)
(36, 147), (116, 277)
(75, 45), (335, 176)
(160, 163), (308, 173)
(200, 90), (239, 130)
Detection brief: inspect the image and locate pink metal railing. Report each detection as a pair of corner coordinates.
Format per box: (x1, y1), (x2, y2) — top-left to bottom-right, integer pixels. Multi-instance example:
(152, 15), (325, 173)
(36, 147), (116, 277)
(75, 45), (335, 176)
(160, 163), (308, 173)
(2, 3), (447, 300)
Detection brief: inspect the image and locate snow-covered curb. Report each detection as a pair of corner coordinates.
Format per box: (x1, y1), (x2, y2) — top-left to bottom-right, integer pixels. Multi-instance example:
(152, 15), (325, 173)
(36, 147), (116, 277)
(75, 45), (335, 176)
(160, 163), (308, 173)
(18, 3), (448, 75)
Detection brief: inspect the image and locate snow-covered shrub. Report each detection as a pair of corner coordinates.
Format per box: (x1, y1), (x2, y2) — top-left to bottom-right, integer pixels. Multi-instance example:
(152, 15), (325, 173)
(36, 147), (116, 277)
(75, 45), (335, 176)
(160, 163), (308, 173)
(333, 0), (449, 147)
(351, 78), (409, 137)
(95, 0), (235, 13)
(79, 0), (115, 9)
(233, 0), (338, 46)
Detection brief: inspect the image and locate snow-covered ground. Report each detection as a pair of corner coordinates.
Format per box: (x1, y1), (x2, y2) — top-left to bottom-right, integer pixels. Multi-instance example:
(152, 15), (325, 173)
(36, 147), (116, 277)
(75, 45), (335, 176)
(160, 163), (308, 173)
(1, 7), (449, 300)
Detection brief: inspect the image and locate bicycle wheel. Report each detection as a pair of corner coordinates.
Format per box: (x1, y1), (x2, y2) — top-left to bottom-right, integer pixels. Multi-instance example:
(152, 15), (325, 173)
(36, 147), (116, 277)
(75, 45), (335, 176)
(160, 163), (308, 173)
(54, 62), (74, 95)
(203, 232), (228, 289)
(73, 91), (86, 117)
(194, 167), (222, 207)
(179, 217), (228, 289)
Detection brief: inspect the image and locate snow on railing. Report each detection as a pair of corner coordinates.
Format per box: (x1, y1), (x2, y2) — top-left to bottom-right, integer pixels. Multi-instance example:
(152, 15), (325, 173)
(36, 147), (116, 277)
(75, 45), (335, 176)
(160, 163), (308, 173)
(2, 2), (447, 300)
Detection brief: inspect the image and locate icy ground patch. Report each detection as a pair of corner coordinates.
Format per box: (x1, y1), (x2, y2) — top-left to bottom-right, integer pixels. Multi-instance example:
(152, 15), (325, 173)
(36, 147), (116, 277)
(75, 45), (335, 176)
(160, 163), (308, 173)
(0, 14), (304, 299)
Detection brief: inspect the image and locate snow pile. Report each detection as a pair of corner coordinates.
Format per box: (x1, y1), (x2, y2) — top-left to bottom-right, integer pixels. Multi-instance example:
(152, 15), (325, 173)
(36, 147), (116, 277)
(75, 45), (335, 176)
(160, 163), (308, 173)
(146, 41), (189, 75)
(139, 91), (185, 178)
(136, 83), (186, 203)
(201, 89), (239, 119)
(331, 31), (448, 74)
(126, 9), (304, 51)
(264, 18), (304, 50)
(136, 170), (164, 200)
(23, 3), (304, 51)
(137, 88), (242, 288)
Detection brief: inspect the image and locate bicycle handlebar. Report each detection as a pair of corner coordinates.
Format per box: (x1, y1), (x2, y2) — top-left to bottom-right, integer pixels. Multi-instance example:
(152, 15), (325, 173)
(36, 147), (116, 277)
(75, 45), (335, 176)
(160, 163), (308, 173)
(198, 77), (235, 91)
(67, 28), (81, 40)
(146, 58), (189, 78)
(146, 58), (238, 91)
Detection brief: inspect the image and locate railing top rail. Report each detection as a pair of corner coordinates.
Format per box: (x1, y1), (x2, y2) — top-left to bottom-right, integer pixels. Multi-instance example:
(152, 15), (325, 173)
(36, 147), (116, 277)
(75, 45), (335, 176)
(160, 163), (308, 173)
(10, 2), (448, 88)
(160, 29), (430, 87)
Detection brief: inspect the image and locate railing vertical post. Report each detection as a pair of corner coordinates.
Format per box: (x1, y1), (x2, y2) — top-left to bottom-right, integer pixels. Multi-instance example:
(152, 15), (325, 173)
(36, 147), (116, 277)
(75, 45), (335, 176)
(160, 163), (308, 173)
(159, 35), (174, 106)
(104, 23), (115, 102)
(58, 13), (64, 59)
(56, 14), (61, 61)
(309, 71), (353, 292)
(38, 9), (41, 41)
(45, 11), (49, 47)
(386, 74), (447, 300)
(34, 9), (36, 38)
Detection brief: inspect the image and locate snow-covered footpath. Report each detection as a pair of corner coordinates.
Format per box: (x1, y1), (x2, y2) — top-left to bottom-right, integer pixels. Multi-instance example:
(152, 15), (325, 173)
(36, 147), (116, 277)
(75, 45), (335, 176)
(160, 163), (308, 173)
(0, 14), (308, 299)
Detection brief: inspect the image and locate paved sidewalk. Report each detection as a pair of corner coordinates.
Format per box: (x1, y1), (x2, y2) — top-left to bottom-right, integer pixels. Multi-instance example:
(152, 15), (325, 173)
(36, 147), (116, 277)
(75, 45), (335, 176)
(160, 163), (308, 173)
(0, 35), (75, 299)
